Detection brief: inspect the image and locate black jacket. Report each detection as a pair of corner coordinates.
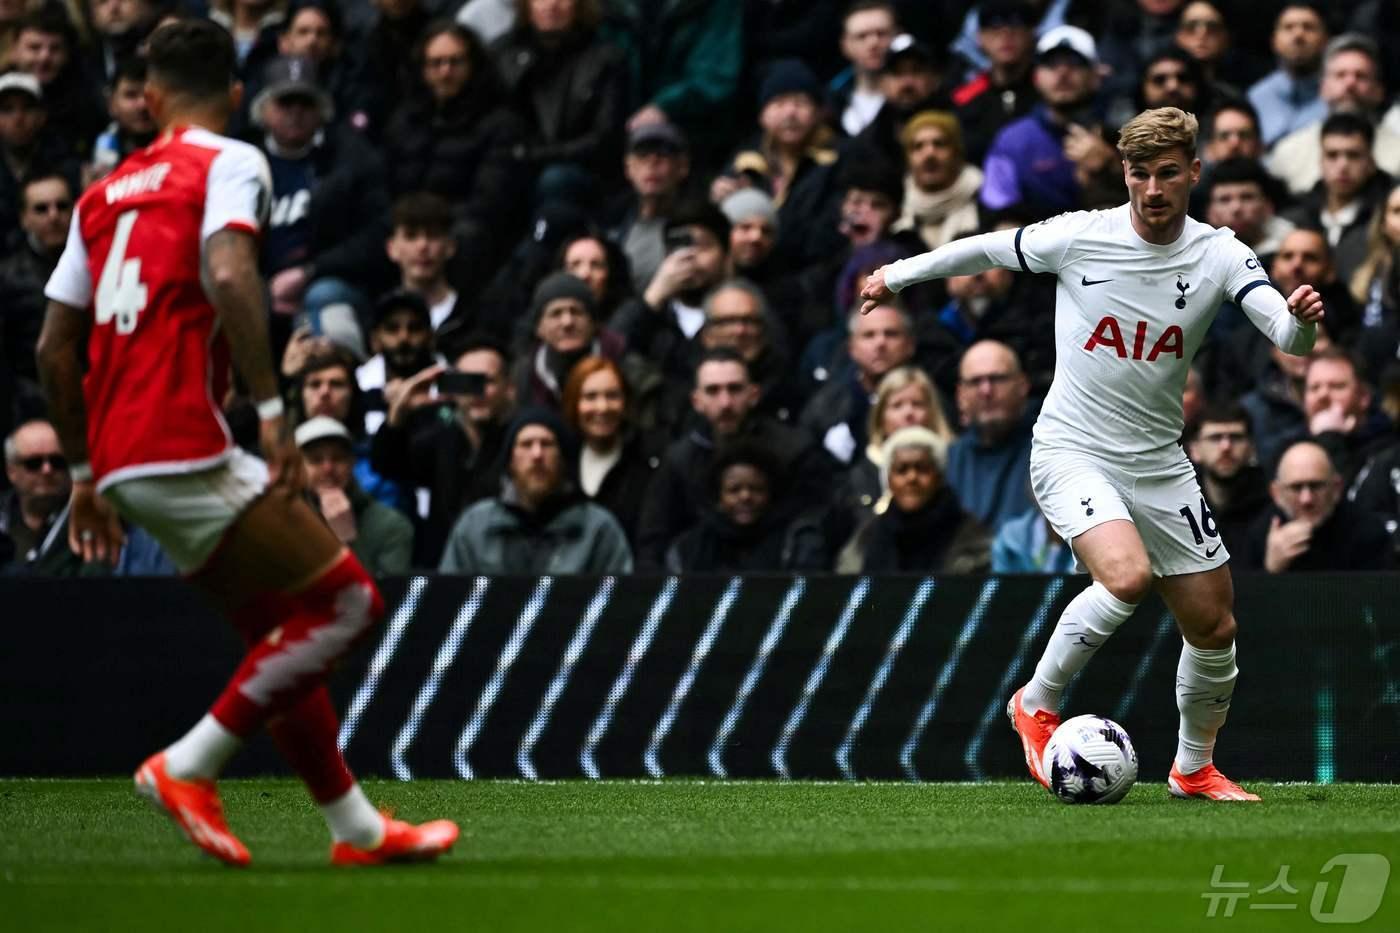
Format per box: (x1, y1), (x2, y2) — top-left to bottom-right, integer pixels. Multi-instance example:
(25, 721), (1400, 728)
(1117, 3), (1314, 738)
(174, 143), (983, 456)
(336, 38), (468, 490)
(1198, 464), (1272, 556)
(0, 236), (59, 386)
(368, 405), (509, 567)
(665, 503), (828, 572)
(385, 80), (529, 285)
(579, 432), (664, 547)
(258, 125), (392, 289)
(635, 412), (835, 570)
(1235, 499), (1395, 572)
(491, 26), (628, 175)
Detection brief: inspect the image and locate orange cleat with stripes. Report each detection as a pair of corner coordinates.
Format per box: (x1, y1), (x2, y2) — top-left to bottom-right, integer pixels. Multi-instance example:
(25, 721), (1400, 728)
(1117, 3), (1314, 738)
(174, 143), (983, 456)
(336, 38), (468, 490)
(330, 814), (460, 866)
(134, 751), (251, 867)
(1168, 762), (1261, 801)
(1006, 687), (1059, 789)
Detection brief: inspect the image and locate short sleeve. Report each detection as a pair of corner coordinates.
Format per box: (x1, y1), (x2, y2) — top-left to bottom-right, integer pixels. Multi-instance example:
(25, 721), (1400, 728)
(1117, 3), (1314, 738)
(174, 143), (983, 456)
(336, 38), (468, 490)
(1217, 234), (1272, 305)
(1011, 211), (1090, 275)
(201, 143), (271, 242)
(44, 207), (93, 309)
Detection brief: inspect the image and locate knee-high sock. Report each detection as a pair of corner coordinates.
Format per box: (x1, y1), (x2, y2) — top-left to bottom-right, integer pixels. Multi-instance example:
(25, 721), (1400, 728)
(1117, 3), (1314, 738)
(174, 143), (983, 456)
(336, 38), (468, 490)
(1175, 640), (1237, 774)
(1021, 581), (1137, 714)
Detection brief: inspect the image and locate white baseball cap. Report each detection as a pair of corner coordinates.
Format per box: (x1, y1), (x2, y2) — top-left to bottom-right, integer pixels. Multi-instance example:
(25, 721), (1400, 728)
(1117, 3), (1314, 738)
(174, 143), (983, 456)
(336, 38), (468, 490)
(1036, 25), (1098, 67)
(0, 72), (41, 101)
(294, 415), (353, 449)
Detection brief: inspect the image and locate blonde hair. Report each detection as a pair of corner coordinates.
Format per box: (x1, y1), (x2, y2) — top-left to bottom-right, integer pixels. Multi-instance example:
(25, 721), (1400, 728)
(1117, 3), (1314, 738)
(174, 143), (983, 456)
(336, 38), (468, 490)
(867, 366), (955, 451)
(1116, 107), (1199, 162)
(1349, 180), (1400, 305)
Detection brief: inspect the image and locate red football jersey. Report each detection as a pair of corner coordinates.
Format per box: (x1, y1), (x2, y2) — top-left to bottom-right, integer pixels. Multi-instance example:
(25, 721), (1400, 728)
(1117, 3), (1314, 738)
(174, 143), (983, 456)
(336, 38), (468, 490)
(45, 127), (270, 491)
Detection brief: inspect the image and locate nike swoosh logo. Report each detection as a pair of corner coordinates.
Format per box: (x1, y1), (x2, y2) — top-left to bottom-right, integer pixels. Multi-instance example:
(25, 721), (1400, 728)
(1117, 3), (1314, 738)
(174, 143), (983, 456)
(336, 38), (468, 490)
(1205, 544), (1221, 558)
(1081, 275), (1112, 286)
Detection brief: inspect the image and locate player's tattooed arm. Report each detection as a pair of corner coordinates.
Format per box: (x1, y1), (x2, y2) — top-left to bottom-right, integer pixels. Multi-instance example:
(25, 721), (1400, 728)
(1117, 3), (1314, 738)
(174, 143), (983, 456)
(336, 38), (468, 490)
(35, 300), (92, 467)
(203, 229), (304, 497)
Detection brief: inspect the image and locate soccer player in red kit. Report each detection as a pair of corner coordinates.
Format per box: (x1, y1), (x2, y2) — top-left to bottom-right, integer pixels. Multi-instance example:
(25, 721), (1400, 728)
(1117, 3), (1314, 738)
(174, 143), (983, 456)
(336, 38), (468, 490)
(35, 20), (458, 867)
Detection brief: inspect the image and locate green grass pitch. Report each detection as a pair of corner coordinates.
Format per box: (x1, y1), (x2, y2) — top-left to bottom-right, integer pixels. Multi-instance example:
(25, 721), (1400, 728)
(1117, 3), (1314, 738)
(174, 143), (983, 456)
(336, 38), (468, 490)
(2, 779), (1397, 932)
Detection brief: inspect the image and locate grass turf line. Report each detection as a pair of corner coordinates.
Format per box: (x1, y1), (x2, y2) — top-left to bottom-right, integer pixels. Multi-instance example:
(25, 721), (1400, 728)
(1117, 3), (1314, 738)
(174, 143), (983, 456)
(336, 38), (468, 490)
(2, 779), (1397, 932)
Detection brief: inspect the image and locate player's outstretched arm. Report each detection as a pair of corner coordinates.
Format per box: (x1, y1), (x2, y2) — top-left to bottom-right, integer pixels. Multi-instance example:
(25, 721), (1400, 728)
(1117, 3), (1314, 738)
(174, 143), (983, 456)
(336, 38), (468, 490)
(203, 229), (302, 499)
(36, 300), (125, 563)
(860, 228), (1024, 314)
(1240, 281), (1321, 356)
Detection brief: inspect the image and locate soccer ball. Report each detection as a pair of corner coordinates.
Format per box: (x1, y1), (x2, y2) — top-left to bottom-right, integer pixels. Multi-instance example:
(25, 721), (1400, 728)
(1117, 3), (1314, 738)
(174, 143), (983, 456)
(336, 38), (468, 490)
(1041, 714), (1138, 805)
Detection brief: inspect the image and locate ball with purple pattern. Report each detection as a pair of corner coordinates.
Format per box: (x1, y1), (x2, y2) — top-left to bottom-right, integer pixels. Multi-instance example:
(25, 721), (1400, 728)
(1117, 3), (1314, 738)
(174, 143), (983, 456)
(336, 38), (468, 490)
(1041, 714), (1138, 804)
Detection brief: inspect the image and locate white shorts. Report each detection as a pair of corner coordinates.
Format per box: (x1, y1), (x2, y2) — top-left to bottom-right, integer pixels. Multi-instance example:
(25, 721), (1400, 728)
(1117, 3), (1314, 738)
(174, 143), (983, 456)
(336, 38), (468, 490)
(1029, 445), (1229, 578)
(104, 449), (270, 574)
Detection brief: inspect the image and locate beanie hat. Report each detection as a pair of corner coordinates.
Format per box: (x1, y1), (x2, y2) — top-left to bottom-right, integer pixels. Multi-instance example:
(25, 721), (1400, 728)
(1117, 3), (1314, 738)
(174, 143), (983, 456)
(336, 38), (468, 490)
(502, 406), (580, 473)
(720, 188), (779, 229)
(530, 272), (596, 325)
(758, 58), (822, 110)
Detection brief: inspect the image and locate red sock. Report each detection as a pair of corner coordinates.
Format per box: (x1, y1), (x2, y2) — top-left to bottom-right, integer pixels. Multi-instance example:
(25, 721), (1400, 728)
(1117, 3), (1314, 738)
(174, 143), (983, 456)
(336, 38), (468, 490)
(211, 552), (384, 737)
(267, 688), (355, 802)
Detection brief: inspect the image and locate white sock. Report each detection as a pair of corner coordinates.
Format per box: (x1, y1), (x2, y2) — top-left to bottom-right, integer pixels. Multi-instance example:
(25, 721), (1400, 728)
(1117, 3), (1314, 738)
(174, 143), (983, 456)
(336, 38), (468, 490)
(163, 714), (242, 781)
(320, 784), (384, 846)
(1021, 581), (1137, 714)
(1175, 640), (1237, 774)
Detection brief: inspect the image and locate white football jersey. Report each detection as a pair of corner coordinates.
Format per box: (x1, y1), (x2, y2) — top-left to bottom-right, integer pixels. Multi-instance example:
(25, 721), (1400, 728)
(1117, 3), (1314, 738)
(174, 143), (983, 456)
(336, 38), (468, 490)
(889, 204), (1310, 461)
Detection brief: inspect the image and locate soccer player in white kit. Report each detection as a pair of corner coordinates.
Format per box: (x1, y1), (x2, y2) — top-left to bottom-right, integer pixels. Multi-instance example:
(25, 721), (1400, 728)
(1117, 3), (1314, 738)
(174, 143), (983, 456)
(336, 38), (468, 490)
(860, 108), (1324, 801)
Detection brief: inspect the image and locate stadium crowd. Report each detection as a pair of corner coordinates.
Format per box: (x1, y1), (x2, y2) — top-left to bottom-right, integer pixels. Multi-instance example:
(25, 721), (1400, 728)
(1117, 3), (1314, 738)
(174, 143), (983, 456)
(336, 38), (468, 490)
(2, 0), (1400, 576)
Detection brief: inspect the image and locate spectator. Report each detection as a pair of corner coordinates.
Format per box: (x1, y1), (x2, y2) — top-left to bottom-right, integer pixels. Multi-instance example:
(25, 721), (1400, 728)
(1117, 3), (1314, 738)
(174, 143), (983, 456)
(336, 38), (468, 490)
(837, 425), (991, 573)
(1284, 112), (1391, 292)
(697, 279), (804, 423)
(1236, 439), (1392, 571)
(371, 333), (516, 565)
(384, 192), (479, 344)
(1348, 179), (1400, 328)
(86, 0), (159, 85)
(1247, 2), (1329, 147)
(636, 348), (832, 569)
(357, 290), (441, 434)
(1, 418), (87, 575)
(852, 33), (955, 169)
(607, 122), (690, 294)
(1267, 34), (1400, 198)
(992, 505), (1074, 573)
(801, 302), (915, 466)
(11, 3), (105, 157)
(666, 441), (827, 572)
(1173, 0), (1262, 102)
(385, 21), (527, 295)
(1200, 99), (1264, 167)
(828, 0), (897, 138)
(0, 170), (71, 393)
(1186, 401), (1271, 551)
(1346, 436), (1400, 555)
(1096, 0), (1189, 122)
(891, 111), (983, 253)
(831, 364), (955, 549)
(1203, 158), (1295, 265)
(253, 55), (389, 334)
(949, 0), (1073, 76)
(439, 407), (633, 573)
(718, 188), (805, 338)
(258, 0), (380, 135)
(560, 355), (662, 546)
(0, 72), (76, 244)
(557, 232), (634, 326)
(491, 0), (627, 198)
(945, 339), (1036, 532)
(612, 199), (731, 432)
(362, 0), (432, 117)
(743, 0), (842, 100)
(608, 0), (741, 154)
(296, 416), (413, 574)
(86, 55), (155, 184)
(981, 25), (1125, 219)
(1127, 47), (1209, 128)
(714, 57), (837, 213)
(512, 271), (625, 410)
(951, 0), (1039, 165)
(1301, 347), (1396, 485)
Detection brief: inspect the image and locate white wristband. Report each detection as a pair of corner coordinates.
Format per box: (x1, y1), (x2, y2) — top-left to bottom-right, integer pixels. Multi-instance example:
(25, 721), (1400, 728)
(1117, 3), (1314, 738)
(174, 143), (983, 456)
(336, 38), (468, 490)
(70, 461), (93, 483)
(256, 397), (285, 420)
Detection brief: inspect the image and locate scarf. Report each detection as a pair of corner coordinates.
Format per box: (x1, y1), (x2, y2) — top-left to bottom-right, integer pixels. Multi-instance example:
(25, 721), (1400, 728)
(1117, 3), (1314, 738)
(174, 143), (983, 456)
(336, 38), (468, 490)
(894, 164), (984, 250)
(861, 486), (967, 573)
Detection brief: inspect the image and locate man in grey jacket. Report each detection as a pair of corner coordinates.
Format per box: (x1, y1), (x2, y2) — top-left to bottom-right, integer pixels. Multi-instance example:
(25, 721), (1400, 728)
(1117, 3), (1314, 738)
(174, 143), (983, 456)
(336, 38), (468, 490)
(438, 408), (632, 574)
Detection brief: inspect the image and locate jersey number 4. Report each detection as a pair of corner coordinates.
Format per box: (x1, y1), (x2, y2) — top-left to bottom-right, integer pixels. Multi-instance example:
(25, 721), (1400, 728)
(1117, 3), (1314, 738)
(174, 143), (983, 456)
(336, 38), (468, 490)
(95, 209), (148, 335)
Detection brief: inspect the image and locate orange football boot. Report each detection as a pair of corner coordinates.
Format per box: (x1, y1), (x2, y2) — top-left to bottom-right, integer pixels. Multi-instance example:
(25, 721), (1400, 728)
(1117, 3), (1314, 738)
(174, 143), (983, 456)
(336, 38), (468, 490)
(134, 751), (251, 867)
(1006, 686), (1059, 789)
(330, 814), (460, 866)
(1168, 762), (1261, 801)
